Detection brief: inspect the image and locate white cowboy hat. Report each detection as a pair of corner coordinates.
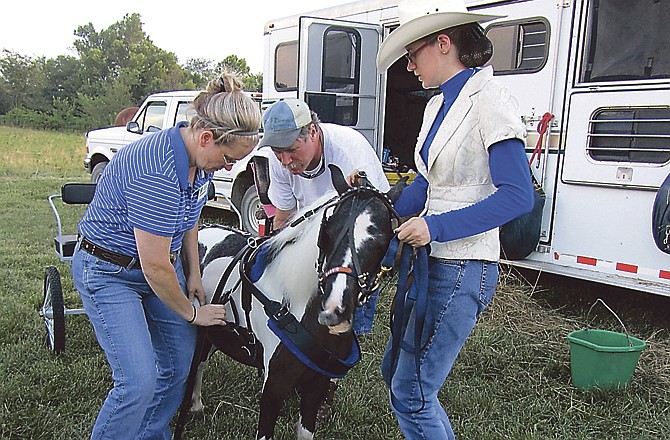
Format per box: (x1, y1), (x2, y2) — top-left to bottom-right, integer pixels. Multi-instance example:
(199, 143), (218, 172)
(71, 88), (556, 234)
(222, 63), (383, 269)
(376, 0), (504, 71)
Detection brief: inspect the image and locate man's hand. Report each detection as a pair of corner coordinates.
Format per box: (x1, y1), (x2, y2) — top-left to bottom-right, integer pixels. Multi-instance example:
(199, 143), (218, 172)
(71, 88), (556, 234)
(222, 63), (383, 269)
(347, 169), (368, 187)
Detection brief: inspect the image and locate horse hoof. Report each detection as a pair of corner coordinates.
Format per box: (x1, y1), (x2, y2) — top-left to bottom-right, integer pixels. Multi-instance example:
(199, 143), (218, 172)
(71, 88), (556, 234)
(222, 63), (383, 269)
(190, 399), (204, 413)
(295, 417), (315, 440)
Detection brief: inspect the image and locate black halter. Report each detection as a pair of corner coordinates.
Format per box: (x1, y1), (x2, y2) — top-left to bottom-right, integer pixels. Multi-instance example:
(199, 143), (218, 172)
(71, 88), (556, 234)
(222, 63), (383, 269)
(316, 180), (401, 305)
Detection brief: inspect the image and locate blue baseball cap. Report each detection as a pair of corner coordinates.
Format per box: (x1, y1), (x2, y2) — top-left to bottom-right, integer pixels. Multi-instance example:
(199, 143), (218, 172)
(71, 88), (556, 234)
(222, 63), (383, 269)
(258, 98), (312, 148)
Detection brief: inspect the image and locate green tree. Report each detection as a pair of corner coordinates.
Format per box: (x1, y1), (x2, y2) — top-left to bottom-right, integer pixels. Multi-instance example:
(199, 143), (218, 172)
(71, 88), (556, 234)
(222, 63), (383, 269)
(183, 58), (215, 89)
(72, 13), (187, 103)
(243, 73), (263, 92)
(0, 50), (49, 111)
(42, 55), (84, 104)
(70, 13), (195, 126)
(0, 13), (263, 130)
(216, 55), (251, 78)
(183, 55), (262, 91)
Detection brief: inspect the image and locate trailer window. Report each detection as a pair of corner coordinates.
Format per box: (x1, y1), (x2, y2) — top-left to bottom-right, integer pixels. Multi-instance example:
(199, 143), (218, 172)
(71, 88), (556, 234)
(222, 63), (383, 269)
(588, 107), (670, 164)
(486, 18), (549, 75)
(319, 27), (360, 125)
(582, 0), (669, 82)
(275, 41), (298, 91)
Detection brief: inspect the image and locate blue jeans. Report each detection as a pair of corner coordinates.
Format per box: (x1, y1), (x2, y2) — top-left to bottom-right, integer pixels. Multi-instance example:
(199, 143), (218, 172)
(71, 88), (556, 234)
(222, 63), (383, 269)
(72, 247), (196, 440)
(353, 287), (379, 335)
(381, 258), (498, 440)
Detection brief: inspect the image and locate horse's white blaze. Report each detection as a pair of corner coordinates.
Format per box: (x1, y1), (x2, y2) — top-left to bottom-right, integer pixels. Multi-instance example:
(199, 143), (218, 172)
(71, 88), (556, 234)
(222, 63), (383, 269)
(322, 210), (375, 315)
(322, 251), (351, 313)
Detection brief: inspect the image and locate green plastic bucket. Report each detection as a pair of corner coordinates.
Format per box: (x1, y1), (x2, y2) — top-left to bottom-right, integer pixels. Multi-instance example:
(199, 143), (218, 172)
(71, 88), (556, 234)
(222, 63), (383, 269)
(568, 329), (646, 390)
(567, 299), (647, 390)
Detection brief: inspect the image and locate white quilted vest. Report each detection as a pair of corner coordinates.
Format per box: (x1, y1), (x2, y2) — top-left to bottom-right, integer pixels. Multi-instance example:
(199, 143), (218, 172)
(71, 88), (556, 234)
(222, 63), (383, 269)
(414, 66), (526, 261)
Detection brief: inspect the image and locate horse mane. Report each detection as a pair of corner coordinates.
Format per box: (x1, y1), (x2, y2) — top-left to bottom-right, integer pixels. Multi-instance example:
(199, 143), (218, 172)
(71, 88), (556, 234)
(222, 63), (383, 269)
(265, 191), (337, 253)
(258, 192), (338, 301)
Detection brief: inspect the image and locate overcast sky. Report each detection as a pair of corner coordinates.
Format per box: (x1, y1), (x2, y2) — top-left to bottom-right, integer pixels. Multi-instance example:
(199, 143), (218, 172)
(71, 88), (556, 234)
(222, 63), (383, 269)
(1, 0), (353, 73)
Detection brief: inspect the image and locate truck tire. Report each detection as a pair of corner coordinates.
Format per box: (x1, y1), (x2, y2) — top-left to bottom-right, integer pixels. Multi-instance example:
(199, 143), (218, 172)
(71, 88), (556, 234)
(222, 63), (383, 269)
(91, 161), (108, 183)
(240, 186), (263, 235)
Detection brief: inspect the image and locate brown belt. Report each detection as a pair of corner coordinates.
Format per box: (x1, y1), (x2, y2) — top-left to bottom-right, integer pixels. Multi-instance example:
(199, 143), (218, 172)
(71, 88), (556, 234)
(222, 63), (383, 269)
(80, 237), (178, 269)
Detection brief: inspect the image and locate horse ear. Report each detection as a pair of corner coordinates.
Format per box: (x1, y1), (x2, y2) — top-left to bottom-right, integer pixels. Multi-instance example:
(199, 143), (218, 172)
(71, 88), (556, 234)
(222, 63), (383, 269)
(386, 176), (408, 203)
(328, 164), (350, 195)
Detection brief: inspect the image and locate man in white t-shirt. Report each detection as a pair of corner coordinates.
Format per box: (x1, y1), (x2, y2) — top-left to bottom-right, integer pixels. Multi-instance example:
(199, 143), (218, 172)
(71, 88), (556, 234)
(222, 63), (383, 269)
(258, 98), (389, 422)
(258, 98), (389, 229)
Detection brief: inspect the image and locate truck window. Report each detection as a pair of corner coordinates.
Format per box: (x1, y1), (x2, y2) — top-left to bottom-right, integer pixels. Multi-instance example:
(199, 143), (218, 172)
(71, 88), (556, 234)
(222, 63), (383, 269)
(320, 27), (360, 125)
(581, 0), (669, 82)
(174, 101), (193, 126)
(486, 18), (549, 75)
(587, 107), (670, 164)
(136, 101), (167, 132)
(275, 41), (298, 91)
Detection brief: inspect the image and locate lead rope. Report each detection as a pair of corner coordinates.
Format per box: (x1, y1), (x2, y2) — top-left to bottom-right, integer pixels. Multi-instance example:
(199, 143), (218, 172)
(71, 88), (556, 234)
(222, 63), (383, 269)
(529, 112), (554, 169)
(387, 240), (429, 414)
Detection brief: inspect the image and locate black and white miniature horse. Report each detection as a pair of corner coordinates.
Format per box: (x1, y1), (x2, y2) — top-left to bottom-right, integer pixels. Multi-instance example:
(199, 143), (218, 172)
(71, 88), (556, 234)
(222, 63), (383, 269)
(191, 166), (405, 440)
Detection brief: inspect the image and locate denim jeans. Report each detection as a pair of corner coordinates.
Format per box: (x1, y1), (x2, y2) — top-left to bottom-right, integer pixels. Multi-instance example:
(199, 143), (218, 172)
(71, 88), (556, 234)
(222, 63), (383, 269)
(72, 247), (196, 440)
(353, 287), (379, 335)
(381, 258), (498, 440)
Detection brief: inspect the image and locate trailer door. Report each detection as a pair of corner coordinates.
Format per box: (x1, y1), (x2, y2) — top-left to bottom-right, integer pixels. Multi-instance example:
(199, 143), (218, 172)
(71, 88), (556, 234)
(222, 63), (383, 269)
(298, 17), (382, 150)
(556, 0), (670, 284)
(563, 0), (669, 188)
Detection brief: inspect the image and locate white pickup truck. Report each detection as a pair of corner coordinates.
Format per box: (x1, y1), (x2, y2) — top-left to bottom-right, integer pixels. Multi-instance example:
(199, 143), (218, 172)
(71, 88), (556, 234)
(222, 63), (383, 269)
(83, 90), (267, 234)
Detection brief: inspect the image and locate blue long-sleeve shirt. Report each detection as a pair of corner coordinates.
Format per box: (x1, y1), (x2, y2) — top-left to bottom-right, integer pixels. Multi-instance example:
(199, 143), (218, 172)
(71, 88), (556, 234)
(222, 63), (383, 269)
(394, 69), (534, 242)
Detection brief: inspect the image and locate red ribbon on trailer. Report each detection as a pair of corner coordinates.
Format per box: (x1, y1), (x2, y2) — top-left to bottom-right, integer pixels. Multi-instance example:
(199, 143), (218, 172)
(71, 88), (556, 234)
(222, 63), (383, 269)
(530, 112), (554, 168)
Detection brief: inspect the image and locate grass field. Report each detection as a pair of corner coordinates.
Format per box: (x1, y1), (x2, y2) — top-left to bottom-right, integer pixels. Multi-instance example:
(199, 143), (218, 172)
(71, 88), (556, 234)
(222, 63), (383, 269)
(0, 125), (668, 439)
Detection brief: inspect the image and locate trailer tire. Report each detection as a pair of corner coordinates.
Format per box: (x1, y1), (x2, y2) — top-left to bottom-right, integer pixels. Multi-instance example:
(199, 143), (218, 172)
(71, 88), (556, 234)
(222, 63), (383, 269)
(240, 186), (262, 235)
(42, 266), (65, 354)
(91, 161), (108, 183)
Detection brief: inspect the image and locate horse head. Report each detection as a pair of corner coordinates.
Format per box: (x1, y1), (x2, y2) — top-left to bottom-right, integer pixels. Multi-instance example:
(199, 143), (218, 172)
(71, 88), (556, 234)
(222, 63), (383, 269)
(316, 164), (406, 332)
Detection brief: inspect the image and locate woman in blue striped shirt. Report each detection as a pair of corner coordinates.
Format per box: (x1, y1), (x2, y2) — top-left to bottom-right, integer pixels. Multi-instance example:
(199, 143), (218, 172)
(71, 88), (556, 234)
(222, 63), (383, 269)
(72, 74), (261, 440)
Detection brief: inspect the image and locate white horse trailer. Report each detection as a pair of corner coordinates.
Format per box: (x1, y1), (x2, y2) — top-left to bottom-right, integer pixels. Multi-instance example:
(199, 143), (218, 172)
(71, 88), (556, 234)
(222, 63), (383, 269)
(260, 0), (670, 296)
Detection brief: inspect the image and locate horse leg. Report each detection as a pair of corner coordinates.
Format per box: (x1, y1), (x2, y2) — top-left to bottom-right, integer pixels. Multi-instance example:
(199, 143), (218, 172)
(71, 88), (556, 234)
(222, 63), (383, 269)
(256, 378), (290, 440)
(190, 357), (208, 412)
(297, 375), (330, 438)
(257, 348), (308, 440)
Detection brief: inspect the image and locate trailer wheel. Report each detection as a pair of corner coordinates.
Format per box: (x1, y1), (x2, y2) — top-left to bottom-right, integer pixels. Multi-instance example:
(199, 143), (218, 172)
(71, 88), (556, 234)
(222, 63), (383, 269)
(42, 266), (65, 354)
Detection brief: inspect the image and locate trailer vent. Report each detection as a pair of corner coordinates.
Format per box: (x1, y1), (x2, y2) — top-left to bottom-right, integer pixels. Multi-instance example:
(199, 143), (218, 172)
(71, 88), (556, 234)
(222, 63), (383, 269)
(587, 107), (670, 164)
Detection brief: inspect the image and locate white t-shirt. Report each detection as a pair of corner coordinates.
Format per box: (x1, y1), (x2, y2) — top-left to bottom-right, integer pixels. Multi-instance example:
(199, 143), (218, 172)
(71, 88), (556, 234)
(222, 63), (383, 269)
(268, 123), (390, 211)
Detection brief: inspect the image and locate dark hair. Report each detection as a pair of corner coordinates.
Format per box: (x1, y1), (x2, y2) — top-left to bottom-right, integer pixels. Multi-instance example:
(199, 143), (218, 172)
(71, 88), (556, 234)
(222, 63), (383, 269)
(423, 22), (493, 68)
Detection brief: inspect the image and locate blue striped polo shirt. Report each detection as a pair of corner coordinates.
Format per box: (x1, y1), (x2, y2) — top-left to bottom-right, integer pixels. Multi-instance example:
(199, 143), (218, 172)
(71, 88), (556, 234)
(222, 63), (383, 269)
(79, 121), (212, 256)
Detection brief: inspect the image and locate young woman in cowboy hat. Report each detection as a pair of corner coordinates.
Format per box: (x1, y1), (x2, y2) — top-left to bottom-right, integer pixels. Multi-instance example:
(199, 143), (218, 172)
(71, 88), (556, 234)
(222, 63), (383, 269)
(376, 0), (535, 438)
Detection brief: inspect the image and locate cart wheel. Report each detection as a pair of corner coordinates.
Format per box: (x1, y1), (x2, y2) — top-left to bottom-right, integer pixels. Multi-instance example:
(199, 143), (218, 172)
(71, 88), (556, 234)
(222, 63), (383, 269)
(42, 266), (65, 354)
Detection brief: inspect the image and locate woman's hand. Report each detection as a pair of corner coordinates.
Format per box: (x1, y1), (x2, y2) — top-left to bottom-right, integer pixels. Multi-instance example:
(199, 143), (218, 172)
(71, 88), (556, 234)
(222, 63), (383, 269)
(192, 303), (227, 327)
(187, 274), (206, 306)
(395, 216), (431, 247)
